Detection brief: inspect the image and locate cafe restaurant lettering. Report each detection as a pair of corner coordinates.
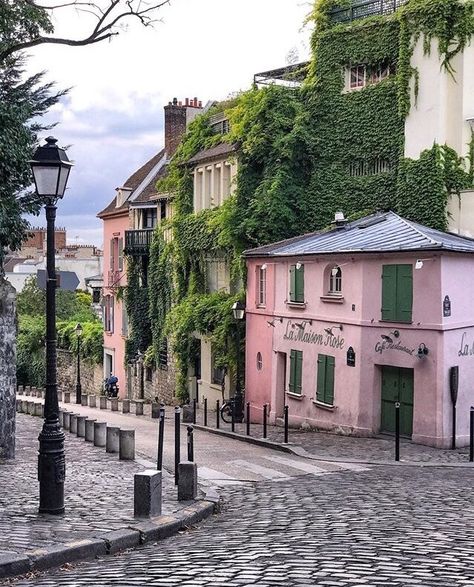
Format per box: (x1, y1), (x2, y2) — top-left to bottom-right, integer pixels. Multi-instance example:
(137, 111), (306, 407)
(243, 211), (474, 448)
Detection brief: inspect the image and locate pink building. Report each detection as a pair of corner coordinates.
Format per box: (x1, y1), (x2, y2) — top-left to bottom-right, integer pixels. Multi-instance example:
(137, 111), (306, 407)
(244, 211), (474, 448)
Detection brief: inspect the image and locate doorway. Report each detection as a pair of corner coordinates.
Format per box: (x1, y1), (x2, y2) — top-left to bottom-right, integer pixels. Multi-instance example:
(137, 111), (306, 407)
(381, 366), (414, 437)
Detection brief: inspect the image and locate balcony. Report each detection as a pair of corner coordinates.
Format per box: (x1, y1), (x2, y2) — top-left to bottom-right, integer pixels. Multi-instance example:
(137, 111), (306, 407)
(124, 229), (154, 256)
(329, 0), (408, 23)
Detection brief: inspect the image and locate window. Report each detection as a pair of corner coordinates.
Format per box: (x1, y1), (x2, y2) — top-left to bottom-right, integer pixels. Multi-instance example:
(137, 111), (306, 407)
(289, 264), (304, 303)
(316, 354), (335, 406)
(104, 296), (114, 333)
(349, 158), (391, 177)
(158, 339), (168, 370)
(143, 208), (157, 229)
(92, 288), (101, 304)
(160, 200), (167, 221)
(347, 63), (394, 91)
(257, 265), (266, 306)
(289, 349), (303, 394)
(256, 352), (263, 371)
(121, 304), (128, 337)
(146, 367), (153, 382)
(329, 266), (342, 294)
(211, 347), (225, 386)
(110, 237), (124, 272)
(381, 264), (413, 322)
(350, 64), (365, 89)
(206, 257), (229, 293)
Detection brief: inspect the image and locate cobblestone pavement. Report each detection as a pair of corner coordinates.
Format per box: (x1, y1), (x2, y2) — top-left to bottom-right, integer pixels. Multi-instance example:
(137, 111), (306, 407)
(0, 414), (180, 555)
(192, 408), (472, 464)
(6, 465), (474, 586)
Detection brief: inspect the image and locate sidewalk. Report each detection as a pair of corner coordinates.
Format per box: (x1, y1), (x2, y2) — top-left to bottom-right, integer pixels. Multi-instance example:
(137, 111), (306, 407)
(0, 413), (216, 580)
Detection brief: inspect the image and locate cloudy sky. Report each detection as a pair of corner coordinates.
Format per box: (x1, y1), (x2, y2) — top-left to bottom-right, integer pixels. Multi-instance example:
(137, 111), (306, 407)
(26, 0), (312, 247)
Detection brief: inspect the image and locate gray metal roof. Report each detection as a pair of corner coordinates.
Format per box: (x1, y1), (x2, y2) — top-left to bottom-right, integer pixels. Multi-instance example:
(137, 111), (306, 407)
(243, 212), (474, 258)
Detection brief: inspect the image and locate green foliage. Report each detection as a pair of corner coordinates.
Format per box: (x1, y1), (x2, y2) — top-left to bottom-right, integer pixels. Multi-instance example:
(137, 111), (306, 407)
(124, 257), (152, 362)
(16, 314), (45, 387)
(57, 320), (103, 364)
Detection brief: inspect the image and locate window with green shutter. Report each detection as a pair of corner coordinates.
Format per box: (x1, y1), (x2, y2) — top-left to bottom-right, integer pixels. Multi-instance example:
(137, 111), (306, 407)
(381, 264), (413, 322)
(289, 349), (303, 394)
(289, 264), (305, 303)
(316, 354), (335, 405)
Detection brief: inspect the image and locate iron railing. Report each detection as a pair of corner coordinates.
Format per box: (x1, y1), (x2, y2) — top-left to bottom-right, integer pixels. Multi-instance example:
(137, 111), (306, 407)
(329, 0), (408, 23)
(124, 229), (154, 256)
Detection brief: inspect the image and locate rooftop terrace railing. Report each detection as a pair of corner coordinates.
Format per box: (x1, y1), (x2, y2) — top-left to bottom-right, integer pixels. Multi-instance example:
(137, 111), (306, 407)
(329, 0), (408, 23)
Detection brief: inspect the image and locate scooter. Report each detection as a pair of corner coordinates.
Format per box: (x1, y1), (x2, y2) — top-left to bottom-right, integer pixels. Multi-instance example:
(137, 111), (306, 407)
(104, 379), (119, 398)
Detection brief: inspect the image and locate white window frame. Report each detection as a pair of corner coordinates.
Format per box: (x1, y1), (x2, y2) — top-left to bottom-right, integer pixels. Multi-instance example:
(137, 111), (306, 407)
(329, 266), (342, 295)
(257, 265), (266, 306)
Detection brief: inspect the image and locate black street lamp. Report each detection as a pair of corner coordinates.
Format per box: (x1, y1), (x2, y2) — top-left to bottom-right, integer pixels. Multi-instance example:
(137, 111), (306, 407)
(137, 350), (145, 399)
(75, 323), (83, 405)
(30, 136), (73, 514)
(232, 301), (245, 423)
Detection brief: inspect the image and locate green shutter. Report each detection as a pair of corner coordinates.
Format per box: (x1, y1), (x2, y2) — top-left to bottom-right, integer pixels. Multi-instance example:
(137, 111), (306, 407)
(396, 264), (413, 322)
(295, 265), (304, 303)
(316, 354), (326, 402)
(289, 265), (296, 302)
(295, 350), (303, 394)
(289, 349), (296, 393)
(381, 265), (397, 321)
(325, 355), (335, 405)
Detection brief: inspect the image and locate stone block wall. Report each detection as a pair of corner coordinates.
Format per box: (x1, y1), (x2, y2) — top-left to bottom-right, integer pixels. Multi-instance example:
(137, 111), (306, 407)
(127, 355), (177, 405)
(0, 279), (16, 459)
(57, 349), (103, 396)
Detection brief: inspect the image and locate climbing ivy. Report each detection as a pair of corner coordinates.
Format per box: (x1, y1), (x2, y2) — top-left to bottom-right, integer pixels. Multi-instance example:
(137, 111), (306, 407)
(124, 257), (152, 363)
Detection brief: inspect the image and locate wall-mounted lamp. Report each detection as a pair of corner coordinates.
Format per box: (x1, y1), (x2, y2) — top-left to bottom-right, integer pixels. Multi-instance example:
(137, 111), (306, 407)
(390, 330), (400, 338)
(293, 319), (313, 329)
(417, 343), (429, 359)
(381, 334), (393, 344)
(267, 317), (283, 328)
(261, 263), (267, 270)
(324, 324), (343, 336)
(415, 258), (435, 270)
(296, 262), (302, 270)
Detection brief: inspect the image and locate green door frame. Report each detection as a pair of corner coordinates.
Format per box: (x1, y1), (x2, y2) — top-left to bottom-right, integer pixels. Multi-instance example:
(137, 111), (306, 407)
(381, 366), (414, 437)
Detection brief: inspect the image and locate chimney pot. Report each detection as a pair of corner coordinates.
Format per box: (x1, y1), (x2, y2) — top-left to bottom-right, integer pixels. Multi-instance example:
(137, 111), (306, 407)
(178, 101), (182, 106)
(194, 97), (198, 105)
(173, 97), (178, 105)
(198, 100), (202, 108)
(185, 98), (189, 106)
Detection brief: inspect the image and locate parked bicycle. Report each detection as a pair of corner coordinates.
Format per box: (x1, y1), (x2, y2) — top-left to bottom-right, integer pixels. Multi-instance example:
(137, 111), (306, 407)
(219, 368), (245, 423)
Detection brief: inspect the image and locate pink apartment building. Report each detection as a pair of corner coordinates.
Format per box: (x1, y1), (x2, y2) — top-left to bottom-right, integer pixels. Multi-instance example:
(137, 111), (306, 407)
(244, 211), (474, 448)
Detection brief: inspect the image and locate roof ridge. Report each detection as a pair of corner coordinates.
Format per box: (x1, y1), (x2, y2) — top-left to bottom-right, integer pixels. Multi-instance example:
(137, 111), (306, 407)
(390, 211), (439, 245)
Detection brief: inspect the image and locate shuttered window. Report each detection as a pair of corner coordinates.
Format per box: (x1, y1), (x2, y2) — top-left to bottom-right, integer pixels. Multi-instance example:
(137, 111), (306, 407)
(289, 264), (304, 303)
(316, 354), (335, 406)
(289, 349), (303, 394)
(118, 238), (124, 272)
(381, 264), (413, 322)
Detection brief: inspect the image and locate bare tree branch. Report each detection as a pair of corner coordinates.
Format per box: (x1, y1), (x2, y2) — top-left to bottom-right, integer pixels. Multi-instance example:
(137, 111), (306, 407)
(0, 0), (171, 61)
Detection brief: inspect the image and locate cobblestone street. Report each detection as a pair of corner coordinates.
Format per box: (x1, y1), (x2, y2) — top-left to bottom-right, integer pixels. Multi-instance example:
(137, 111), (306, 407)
(6, 464), (474, 586)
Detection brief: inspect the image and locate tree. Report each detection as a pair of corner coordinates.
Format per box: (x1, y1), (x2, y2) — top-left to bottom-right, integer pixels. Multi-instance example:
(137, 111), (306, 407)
(0, 0), (171, 61)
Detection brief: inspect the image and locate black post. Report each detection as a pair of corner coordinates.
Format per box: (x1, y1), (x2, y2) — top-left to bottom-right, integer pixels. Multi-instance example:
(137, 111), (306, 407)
(470, 407), (474, 463)
(157, 404), (165, 470)
(140, 361), (145, 400)
(204, 398), (208, 427)
(452, 403), (457, 450)
(231, 399), (235, 433)
(450, 366), (459, 450)
(187, 426), (194, 462)
(193, 398), (197, 425)
(284, 405), (289, 444)
(216, 399), (220, 429)
(174, 406), (181, 485)
(234, 320), (244, 423)
(38, 201), (65, 514)
(263, 404), (268, 439)
(75, 335), (82, 404)
(395, 401), (400, 462)
(246, 402), (250, 436)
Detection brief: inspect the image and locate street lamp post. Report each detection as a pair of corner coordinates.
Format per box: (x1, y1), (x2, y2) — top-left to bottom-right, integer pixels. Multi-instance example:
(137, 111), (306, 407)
(30, 136), (73, 514)
(75, 323), (83, 405)
(232, 301), (245, 423)
(137, 350), (145, 399)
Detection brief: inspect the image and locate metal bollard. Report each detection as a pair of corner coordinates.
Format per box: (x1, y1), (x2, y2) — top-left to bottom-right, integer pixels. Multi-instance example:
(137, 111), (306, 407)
(157, 405), (165, 471)
(284, 405), (289, 444)
(246, 402), (250, 436)
(204, 397), (208, 427)
(193, 398), (197, 425)
(395, 401), (400, 462)
(231, 399), (235, 433)
(174, 406), (181, 485)
(263, 404), (268, 439)
(470, 407), (474, 462)
(216, 399), (220, 429)
(187, 426), (194, 462)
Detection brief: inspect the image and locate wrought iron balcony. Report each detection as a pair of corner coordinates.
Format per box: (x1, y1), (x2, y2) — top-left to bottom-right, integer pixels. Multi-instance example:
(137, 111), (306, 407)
(124, 229), (154, 256)
(329, 0), (408, 23)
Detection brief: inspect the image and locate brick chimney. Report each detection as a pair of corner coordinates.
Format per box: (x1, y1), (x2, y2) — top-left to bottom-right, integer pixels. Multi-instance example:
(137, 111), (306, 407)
(164, 97), (203, 158)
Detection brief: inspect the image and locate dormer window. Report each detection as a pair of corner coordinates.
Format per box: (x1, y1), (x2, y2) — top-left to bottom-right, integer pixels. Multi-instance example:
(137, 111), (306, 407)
(345, 63), (393, 92)
(329, 266), (342, 294)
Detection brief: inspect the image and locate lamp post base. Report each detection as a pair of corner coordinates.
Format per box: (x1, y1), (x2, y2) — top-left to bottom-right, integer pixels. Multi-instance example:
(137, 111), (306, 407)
(38, 420), (65, 514)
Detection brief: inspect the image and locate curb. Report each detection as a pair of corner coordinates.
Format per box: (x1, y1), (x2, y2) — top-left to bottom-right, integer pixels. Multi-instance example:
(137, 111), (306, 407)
(191, 424), (474, 469)
(0, 499), (218, 581)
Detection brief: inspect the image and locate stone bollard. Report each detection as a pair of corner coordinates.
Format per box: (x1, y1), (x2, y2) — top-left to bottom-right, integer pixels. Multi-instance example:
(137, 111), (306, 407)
(31, 387), (37, 397)
(41, 404), (45, 418)
(135, 401), (144, 416)
(100, 396), (107, 410)
(63, 411), (71, 431)
(85, 419), (96, 442)
(27, 401), (35, 415)
(34, 403), (43, 417)
(81, 394), (88, 407)
(119, 429), (135, 460)
(122, 399), (130, 414)
(70, 414), (78, 434)
(16, 399), (21, 412)
(25, 387), (31, 397)
(88, 395), (97, 408)
(57, 390), (63, 403)
(64, 391), (71, 404)
(21, 400), (28, 413)
(178, 462), (198, 501)
(111, 398), (119, 412)
(151, 403), (160, 419)
(94, 422), (107, 447)
(58, 410), (64, 427)
(106, 426), (120, 454)
(77, 415), (87, 438)
(36, 389), (43, 400)
(134, 470), (162, 518)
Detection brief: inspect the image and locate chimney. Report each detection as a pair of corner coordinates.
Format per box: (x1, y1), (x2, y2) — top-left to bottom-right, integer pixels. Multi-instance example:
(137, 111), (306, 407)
(164, 97), (199, 157)
(332, 211), (348, 229)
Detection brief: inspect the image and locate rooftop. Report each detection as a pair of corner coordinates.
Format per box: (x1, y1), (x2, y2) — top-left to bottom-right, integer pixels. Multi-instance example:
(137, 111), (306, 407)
(187, 142), (238, 166)
(329, 0), (408, 23)
(243, 211), (474, 258)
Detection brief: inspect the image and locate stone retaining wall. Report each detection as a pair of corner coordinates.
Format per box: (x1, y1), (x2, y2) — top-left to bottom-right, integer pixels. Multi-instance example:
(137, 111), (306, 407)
(57, 349), (103, 396)
(0, 279), (16, 459)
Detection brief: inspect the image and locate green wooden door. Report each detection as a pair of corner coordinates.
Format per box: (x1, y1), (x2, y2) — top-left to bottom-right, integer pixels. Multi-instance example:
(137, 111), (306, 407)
(381, 367), (414, 437)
